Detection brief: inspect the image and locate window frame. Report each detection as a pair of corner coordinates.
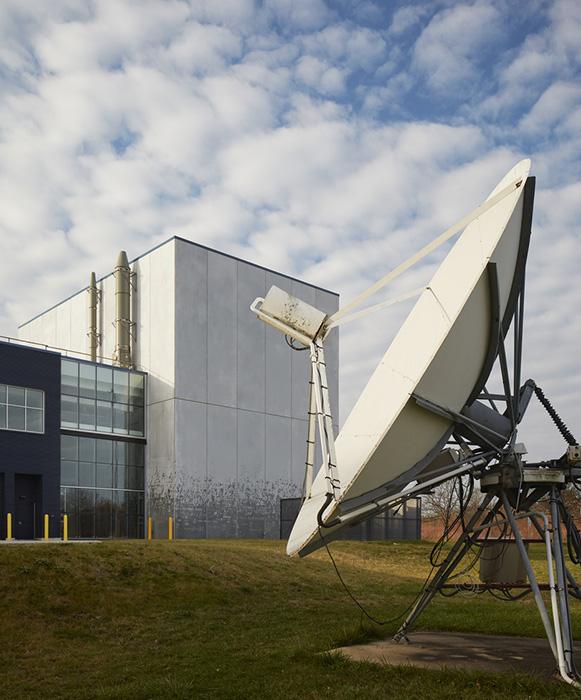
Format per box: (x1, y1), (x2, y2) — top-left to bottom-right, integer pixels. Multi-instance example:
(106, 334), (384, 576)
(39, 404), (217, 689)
(61, 360), (146, 437)
(0, 383), (45, 434)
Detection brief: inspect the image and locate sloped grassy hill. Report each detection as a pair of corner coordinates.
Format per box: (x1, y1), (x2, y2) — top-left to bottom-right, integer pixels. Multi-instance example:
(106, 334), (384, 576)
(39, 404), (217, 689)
(0, 539), (578, 699)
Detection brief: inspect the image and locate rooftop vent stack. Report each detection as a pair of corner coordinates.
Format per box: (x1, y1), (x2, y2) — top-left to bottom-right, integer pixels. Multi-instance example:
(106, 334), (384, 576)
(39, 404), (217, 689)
(88, 271), (100, 362)
(113, 250), (132, 368)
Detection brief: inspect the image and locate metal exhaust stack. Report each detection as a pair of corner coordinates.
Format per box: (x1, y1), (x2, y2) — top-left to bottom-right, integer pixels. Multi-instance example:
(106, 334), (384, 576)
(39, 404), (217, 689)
(88, 271), (99, 362)
(113, 250), (132, 368)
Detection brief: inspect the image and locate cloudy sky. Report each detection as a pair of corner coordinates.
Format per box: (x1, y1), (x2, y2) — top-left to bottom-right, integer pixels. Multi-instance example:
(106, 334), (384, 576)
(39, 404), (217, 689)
(1, 0), (579, 459)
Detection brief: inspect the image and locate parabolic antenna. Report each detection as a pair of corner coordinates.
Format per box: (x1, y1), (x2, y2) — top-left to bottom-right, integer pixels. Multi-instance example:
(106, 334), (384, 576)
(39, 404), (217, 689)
(289, 159), (533, 556)
(253, 160), (581, 688)
(254, 159), (535, 557)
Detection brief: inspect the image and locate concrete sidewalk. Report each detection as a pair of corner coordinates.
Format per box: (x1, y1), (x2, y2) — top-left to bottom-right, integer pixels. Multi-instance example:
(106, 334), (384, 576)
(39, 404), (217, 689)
(335, 631), (579, 680)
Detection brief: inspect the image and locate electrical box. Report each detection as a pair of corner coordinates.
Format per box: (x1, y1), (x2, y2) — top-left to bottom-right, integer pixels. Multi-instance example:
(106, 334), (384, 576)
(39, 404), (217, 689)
(479, 541), (528, 585)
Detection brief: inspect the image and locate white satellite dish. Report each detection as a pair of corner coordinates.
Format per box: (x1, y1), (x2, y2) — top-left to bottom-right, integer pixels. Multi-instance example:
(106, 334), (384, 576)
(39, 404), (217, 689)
(252, 159), (581, 688)
(287, 159), (532, 557)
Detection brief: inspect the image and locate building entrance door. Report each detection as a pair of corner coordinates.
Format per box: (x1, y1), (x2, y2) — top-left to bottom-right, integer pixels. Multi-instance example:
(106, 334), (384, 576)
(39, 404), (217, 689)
(15, 475), (42, 539)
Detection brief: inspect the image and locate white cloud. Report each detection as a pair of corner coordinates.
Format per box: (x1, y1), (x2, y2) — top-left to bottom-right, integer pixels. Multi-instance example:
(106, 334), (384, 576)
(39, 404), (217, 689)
(0, 0), (579, 465)
(389, 5), (431, 35)
(263, 0), (333, 32)
(295, 55), (347, 95)
(520, 81), (581, 134)
(412, 2), (503, 93)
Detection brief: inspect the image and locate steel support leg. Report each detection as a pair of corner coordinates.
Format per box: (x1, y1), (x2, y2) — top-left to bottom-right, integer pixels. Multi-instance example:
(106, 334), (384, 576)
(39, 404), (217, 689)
(303, 363), (317, 499)
(501, 493), (560, 664)
(550, 487), (579, 680)
(393, 492), (495, 642)
(529, 513), (581, 599)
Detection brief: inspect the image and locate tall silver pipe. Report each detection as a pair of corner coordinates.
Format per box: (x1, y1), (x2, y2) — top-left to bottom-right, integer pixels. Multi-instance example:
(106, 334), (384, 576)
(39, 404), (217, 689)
(113, 250), (132, 368)
(88, 271), (99, 362)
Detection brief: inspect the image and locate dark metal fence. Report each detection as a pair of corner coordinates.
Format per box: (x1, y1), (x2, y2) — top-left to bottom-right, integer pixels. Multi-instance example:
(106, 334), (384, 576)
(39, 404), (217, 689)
(280, 497), (421, 541)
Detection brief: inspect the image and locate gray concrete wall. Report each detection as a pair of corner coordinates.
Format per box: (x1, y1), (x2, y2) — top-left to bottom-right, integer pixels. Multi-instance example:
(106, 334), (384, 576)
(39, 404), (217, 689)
(170, 239), (339, 539)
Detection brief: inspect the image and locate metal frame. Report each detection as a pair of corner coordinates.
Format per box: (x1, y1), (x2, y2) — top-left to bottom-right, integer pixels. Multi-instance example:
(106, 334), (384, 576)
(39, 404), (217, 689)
(307, 340), (340, 502)
(392, 476), (580, 688)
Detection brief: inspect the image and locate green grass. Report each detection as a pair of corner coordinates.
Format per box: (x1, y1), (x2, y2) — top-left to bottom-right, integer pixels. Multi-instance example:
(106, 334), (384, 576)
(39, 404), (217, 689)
(0, 539), (578, 699)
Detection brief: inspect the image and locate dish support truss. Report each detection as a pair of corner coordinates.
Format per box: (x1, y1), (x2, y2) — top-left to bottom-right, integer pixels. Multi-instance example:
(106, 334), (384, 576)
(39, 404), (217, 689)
(393, 467), (581, 688)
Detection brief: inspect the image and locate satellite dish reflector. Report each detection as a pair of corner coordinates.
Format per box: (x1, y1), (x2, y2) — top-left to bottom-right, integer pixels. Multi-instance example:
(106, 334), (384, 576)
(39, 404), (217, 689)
(288, 159), (533, 557)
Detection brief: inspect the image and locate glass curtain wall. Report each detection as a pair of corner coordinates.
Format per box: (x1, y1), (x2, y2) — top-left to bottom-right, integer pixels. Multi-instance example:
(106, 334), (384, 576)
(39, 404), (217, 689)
(60, 358), (146, 539)
(61, 359), (145, 436)
(61, 435), (144, 538)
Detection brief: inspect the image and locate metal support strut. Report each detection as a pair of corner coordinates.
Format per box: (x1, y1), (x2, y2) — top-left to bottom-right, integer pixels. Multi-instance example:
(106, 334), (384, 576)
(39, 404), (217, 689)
(393, 483), (581, 688)
(308, 340), (340, 502)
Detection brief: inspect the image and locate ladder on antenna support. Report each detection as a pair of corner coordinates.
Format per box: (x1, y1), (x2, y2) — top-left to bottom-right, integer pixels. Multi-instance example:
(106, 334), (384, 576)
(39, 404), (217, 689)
(304, 341), (340, 501)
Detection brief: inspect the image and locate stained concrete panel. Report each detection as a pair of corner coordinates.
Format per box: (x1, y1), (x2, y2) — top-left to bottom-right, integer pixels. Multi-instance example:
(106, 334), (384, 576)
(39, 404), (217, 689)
(175, 399), (207, 481)
(147, 398), (175, 527)
(148, 242), (176, 403)
(147, 398), (175, 468)
(237, 410), (266, 482)
(132, 257), (145, 368)
(175, 241), (208, 403)
(237, 409), (266, 538)
(237, 263), (266, 412)
(291, 417), (310, 488)
(265, 414), (292, 483)
(175, 399), (207, 538)
(207, 404), (237, 483)
(207, 253), (237, 408)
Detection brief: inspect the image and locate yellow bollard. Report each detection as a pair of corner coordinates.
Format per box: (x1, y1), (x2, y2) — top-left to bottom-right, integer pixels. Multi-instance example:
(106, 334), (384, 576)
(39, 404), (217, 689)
(63, 514), (68, 542)
(44, 513), (49, 540)
(147, 516), (153, 541)
(168, 516), (173, 541)
(6, 513), (12, 541)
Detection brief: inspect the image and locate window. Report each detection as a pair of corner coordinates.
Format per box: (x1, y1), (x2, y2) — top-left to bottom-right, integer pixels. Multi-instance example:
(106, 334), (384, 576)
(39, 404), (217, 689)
(79, 398), (96, 431)
(61, 360), (145, 437)
(96, 366), (113, 401)
(96, 400), (112, 432)
(113, 370), (129, 404)
(60, 435), (145, 539)
(129, 373), (144, 406)
(61, 395), (78, 429)
(0, 383), (45, 434)
(62, 360), (79, 396)
(79, 364), (96, 399)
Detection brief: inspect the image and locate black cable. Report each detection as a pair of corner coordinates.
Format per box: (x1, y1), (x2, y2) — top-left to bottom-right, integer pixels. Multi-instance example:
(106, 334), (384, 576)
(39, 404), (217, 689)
(285, 335), (308, 351)
(534, 385), (577, 446)
(557, 494), (581, 565)
(318, 523), (440, 627)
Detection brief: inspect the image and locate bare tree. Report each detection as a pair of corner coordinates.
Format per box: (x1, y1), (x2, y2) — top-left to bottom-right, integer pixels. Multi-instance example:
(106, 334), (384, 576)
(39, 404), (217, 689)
(422, 478), (461, 528)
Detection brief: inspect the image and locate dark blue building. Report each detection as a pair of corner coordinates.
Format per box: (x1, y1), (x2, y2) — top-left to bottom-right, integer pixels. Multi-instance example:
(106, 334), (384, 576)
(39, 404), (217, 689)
(0, 341), (61, 539)
(0, 340), (146, 539)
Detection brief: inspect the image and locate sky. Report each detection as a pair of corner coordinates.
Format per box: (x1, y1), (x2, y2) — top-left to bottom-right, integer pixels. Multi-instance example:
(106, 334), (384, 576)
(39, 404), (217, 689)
(0, 0), (579, 460)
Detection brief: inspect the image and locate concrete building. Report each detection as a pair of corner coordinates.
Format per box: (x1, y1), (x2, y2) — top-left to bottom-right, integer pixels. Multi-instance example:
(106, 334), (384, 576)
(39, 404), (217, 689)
(19, 236), (339, 539)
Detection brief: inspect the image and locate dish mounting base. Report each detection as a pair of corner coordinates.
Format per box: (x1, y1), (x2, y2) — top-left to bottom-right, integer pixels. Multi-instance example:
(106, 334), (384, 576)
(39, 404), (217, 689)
(393, 462), (581, 688)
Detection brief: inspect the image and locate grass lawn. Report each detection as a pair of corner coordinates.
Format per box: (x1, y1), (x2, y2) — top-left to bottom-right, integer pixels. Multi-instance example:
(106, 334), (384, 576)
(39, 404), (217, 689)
(0, 539), (579, 699)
